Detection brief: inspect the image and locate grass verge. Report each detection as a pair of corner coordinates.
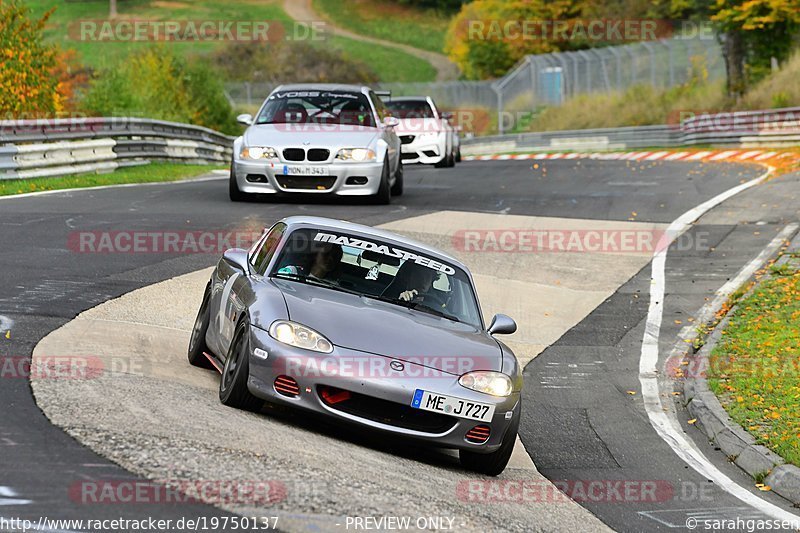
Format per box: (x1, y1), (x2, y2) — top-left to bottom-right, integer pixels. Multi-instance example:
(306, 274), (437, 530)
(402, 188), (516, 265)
(29, 0), (435, 81)
(708, 261), (800, 466)
(313, 0), (450, 53)
(0, 163), (224, 197)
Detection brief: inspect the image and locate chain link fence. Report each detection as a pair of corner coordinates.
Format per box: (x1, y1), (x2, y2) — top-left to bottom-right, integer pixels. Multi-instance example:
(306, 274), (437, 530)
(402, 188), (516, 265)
(224, 36), (725, 134)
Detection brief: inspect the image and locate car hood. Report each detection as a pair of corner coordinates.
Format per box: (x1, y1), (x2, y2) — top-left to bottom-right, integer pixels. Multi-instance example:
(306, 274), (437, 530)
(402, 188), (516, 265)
(244, 124), (379, 149)
(396, 118), (444, 135)
(272, 280), (501, 373)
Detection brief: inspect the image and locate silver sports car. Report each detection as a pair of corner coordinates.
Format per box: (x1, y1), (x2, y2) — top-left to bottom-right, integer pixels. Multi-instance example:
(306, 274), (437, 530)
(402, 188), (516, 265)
(188, 216), (522, 475)
(230, 84), (403, 204)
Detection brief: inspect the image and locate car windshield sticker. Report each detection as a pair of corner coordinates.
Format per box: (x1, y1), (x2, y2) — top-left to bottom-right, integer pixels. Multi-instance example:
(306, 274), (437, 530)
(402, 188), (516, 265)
(366, 265), (380, 280)
(314, 232), (456, 275)
(270, 91), (360, 100)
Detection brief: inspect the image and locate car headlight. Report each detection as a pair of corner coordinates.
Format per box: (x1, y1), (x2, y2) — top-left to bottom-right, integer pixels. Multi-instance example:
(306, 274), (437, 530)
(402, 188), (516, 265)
(241, 146), (278, 160)
(268, 320), (333, 353)
(335, 148), (376, 162)
(459, 371), (513, 397)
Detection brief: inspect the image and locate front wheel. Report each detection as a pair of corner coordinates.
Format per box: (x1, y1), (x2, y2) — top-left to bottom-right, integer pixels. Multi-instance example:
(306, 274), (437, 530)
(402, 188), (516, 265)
(373, 159), (391, 205)
(459, 410), (519, 476)
(219, 317), (263, 411)
(390, 160), (404, 196)
(229, 164), (249, 202)
(187, 282), (213, 369)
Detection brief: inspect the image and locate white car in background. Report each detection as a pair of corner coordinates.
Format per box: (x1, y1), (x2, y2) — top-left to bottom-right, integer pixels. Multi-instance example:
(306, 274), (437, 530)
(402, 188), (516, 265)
(386, 97), (459, 168)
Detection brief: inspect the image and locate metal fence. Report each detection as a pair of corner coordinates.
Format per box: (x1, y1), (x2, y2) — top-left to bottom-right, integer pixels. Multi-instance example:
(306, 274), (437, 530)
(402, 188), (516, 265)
(224, 36), (724, 134)
(460, 107), (800, 154)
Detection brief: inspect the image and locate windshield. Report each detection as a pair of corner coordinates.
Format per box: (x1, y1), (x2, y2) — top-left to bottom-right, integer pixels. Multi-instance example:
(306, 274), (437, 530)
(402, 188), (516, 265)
(386, 100), (436, 119)
(270, 228), (482, 328)
(256, 90), (376, 127)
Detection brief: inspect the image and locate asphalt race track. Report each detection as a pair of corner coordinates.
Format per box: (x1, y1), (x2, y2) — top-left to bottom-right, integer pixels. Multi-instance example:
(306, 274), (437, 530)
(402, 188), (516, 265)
(2, 159), (799, 532)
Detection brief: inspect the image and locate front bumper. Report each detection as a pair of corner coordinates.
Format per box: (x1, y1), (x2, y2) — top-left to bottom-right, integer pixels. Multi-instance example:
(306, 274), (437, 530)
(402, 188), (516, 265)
(399, 134), (445, 165)
(233, 159), (384, 196)
(247, 326), (520, 453)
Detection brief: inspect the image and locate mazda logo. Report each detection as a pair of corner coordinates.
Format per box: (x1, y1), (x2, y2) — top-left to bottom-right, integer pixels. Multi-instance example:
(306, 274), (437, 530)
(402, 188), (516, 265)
(390, 360), (404, 372)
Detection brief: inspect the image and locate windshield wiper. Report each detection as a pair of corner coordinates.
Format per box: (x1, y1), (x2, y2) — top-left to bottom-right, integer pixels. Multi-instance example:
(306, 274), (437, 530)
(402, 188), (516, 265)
(404, 301), (461, 323)
(272, 273), (360, 296)
(366, 294), (461, 323)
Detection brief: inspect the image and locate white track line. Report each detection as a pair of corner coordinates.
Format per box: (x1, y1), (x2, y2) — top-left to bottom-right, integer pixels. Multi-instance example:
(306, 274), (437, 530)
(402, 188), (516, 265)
(640, 166), (800, 522)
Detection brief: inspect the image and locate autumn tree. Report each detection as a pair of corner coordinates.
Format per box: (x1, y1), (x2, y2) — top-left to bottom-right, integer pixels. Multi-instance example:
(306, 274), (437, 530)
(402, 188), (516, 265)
(712, 0), (800, 98)
(0, 0), (60, 117)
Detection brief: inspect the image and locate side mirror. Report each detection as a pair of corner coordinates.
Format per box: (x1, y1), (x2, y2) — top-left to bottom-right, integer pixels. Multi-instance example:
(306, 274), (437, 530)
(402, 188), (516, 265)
(441, 111), (453, 120)
(223, 248), (250, 274)
(383, 116), (400, 128)
(488, 314), (517, 335)
(236, 113), (253, 126)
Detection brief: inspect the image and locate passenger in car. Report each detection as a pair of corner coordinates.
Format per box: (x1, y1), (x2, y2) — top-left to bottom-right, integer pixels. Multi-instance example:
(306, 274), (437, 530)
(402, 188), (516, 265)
(277, 243), (343, 282)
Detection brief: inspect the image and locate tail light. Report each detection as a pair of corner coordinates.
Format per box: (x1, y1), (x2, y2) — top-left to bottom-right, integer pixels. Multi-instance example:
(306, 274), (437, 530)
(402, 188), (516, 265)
(274, 375), (300, 397)
(465, 425), (491, 444)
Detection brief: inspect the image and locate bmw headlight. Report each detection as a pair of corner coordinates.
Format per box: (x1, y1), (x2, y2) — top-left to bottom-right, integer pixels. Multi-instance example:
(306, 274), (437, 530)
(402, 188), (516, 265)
(241, 146), (278, 160)
(269, 320), (333, 353)
(335, 148), (376, 162)
(459, 371), (513, 397)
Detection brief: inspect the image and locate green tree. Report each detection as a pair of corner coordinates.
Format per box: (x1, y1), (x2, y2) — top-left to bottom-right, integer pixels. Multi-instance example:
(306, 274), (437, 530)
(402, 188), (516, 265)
(83, 47), (237, 134)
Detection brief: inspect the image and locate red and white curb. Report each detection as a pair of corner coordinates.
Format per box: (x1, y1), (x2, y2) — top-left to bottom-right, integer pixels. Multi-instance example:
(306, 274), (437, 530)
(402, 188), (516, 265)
(463, 149), (800, 165)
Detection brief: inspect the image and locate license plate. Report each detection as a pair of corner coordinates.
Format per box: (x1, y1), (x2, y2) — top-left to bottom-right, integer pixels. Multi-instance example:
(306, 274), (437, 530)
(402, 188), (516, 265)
(283, 165), (329, 176)
(411, 389), (495, 422)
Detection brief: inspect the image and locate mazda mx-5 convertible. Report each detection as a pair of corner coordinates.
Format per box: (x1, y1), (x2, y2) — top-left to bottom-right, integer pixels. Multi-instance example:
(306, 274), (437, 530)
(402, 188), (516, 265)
(188, 216), (522, 475)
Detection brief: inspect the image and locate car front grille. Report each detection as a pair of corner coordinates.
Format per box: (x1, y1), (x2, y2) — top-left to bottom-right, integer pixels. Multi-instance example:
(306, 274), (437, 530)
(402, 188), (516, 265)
(306, 148), (330, 162)
(282, 148), (305, 161)
(317, 385), (458, 434)
(275, 175), (336, 190)
(400, 135), (415, 145)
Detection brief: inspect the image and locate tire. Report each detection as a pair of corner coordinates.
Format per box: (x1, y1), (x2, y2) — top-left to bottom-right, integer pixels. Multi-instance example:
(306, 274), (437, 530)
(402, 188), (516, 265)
(455, 146), (462, 163)
(390, 160), (404, 196)
(187, 282), (214, 369)
(228, 164), (249, 202)
(433, 153), (448, 168)
(459, 409), (519, 476)
(219, 317), (263, 411)
(446, 149), (456, 168)
(373, 159), (391, 205)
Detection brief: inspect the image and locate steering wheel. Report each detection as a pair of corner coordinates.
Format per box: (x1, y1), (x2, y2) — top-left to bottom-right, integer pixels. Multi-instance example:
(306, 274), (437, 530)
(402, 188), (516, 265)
(414, 291), (448, 310)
